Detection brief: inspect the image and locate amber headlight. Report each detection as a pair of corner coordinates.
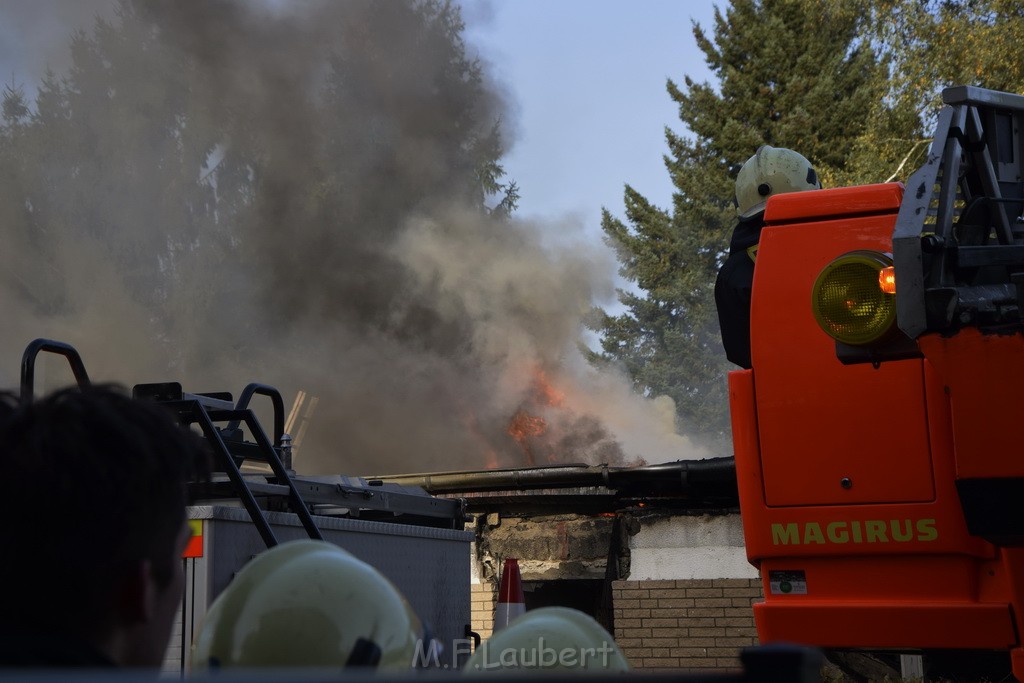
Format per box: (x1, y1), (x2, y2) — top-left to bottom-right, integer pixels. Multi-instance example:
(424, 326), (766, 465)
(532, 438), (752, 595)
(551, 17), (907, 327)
(811, 251), (897, 345)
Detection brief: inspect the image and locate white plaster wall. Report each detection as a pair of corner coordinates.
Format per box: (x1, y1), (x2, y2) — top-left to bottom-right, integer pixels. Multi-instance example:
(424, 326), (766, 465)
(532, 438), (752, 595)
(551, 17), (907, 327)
(628, 513), (758, 580)
(469, 541), (483, 584)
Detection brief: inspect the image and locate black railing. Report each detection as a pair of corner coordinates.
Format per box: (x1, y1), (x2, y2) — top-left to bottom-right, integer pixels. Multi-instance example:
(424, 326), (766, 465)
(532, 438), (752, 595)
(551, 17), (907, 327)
(20, 338), (91, 402)
(894, 86), (1024, 338)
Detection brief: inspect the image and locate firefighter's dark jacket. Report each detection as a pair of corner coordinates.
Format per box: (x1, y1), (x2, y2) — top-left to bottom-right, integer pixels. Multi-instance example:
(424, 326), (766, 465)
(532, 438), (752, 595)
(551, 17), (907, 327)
(715, 213), (766, 369)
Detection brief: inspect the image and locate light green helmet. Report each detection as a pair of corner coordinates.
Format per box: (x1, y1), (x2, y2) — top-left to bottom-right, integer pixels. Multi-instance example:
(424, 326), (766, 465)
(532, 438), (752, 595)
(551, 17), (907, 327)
(735, 145), (821, 218)
(464, 607), (630, 674)
(190, 539), (423, 671)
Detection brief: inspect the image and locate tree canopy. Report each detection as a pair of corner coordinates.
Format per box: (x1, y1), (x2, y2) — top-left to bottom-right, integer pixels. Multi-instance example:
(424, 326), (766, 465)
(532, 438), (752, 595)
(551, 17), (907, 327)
(589, 0), (893, 450)
(592, 0), (1024, 453)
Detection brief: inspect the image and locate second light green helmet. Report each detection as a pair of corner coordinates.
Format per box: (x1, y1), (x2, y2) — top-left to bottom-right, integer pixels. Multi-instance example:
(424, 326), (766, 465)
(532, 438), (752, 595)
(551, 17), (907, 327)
(735, 145), (821, 218)
(464, 606), (630, 673)
(190, 539), (424, 671)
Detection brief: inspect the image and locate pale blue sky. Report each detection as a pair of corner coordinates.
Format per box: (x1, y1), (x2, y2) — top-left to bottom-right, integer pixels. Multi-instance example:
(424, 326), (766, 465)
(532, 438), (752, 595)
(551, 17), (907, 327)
(464, 1), (720, 234)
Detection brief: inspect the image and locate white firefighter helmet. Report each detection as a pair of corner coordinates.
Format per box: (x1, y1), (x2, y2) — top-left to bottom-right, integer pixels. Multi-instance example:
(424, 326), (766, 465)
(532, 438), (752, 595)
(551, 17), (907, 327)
(735, 145), (821, 218)
(464, 606), (630, 673)
(190, 539), (424, 670)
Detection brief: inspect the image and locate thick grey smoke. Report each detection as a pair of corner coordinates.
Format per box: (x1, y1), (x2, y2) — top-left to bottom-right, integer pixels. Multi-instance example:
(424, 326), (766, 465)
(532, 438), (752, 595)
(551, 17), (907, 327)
(0, 0), (708, 474)
(0, 1), (118, 88)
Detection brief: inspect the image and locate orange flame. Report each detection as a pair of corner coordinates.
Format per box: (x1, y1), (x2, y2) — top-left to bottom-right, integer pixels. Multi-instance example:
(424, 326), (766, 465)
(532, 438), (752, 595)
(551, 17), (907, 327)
(507, 407), (547, 467)
(534, 369), (565, 407)
(508, 409), (546, 440)
(484, 449), (499, 470)
(461, 411), (503, 469)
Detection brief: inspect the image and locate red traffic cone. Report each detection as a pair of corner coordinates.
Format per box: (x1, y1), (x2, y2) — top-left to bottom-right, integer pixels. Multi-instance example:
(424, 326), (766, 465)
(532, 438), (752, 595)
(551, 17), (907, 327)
(494, 557), (526, 631)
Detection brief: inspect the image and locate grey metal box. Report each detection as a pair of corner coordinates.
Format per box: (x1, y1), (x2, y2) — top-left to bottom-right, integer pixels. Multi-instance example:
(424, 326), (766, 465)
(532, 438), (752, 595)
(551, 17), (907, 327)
(164, 505), (473, 674)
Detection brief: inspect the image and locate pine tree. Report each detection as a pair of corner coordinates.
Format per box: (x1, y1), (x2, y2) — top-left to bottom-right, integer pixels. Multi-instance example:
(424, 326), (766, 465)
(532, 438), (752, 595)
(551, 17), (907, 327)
(590, 0), (892, 450)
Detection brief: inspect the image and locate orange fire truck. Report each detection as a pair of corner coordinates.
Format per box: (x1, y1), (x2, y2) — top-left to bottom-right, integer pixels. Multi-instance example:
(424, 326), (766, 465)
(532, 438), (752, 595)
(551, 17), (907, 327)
(732, 85), (1024, 681)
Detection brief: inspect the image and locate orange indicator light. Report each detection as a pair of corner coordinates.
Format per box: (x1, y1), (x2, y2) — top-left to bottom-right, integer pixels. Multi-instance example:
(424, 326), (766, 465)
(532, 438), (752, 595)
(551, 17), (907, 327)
(879, 266), (896, 294)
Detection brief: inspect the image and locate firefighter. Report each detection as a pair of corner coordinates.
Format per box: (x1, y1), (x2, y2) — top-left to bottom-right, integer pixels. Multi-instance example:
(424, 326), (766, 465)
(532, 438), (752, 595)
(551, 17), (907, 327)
(715, 145), (822, 368)
(191, 539), (429, 670)
(463, 606), (630, 673)
(0, 385), (209, 668)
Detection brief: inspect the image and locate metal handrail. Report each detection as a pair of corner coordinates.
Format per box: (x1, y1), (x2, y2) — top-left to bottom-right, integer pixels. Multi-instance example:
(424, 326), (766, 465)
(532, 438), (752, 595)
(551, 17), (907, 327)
(20, 338), (91, 402)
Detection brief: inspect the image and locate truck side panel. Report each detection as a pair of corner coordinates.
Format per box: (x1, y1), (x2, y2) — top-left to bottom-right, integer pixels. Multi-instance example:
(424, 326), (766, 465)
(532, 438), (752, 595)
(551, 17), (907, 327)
(751, 192), (933, 507)
(734, 183), (1014, 653)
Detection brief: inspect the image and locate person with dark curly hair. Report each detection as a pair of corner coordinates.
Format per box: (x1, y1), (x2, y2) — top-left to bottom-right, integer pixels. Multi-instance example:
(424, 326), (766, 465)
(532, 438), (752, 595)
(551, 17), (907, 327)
(0, 385), (209, 668)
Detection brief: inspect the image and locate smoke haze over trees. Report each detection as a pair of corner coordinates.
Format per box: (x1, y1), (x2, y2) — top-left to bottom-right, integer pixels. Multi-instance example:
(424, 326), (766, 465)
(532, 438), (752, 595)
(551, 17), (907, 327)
(0, 0), (707, 474)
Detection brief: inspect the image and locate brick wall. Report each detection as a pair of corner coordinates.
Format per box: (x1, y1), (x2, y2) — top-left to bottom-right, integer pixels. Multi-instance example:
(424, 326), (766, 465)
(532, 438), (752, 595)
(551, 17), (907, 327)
(467, 577), (761, 672)
(470, 581), (497, 641)
(612, 578), (762, 671)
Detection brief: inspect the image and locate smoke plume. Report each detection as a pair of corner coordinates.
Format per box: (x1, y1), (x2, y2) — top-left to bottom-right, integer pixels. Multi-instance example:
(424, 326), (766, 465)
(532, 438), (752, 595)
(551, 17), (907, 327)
(0, 0), (709, 474)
